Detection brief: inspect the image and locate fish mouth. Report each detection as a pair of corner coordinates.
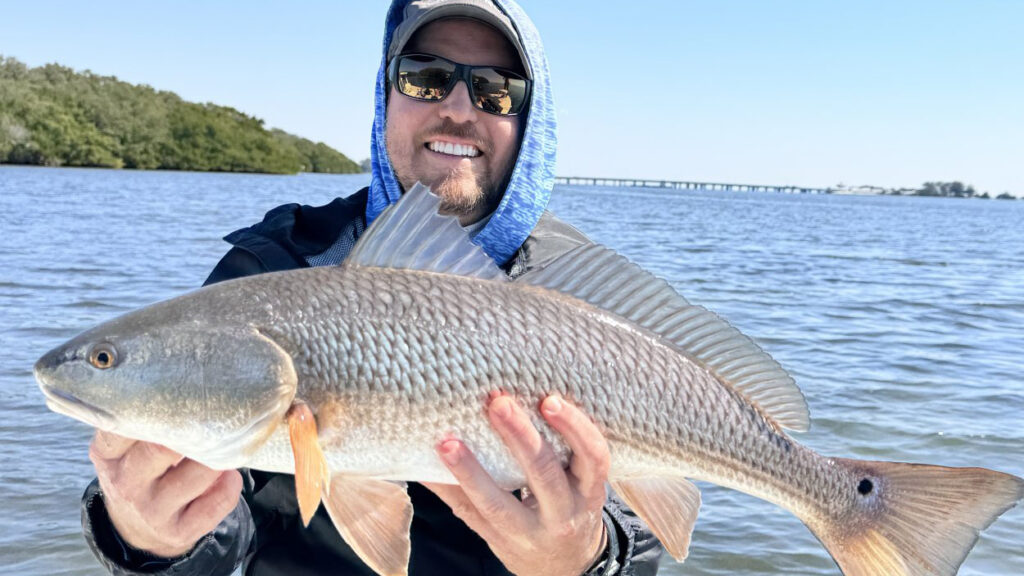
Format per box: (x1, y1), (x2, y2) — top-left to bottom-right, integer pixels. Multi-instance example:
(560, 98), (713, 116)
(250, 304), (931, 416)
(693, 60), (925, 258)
(39, 384), (118, 430)
(34, 346), (118, 430)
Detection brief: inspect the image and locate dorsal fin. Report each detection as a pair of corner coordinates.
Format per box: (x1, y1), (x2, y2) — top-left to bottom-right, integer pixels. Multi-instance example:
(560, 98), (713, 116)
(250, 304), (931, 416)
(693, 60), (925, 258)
(520, 244), (809, 432)
(347, 182), (506, 281)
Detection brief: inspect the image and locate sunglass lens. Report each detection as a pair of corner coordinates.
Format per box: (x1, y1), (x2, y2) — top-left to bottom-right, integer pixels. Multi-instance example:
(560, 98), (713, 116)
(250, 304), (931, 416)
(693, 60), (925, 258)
(397, 55), (453, 101)
(471, 68), (528, 115)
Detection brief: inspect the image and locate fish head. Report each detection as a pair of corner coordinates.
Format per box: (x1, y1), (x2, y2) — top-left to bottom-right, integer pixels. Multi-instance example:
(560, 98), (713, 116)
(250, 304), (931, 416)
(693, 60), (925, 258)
(35, 300), (298, 469)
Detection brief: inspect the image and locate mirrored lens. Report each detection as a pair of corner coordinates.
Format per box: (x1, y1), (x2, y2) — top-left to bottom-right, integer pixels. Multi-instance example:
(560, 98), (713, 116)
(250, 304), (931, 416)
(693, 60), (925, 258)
(396, 55), (454, 101)
(471, 68), (528, 115)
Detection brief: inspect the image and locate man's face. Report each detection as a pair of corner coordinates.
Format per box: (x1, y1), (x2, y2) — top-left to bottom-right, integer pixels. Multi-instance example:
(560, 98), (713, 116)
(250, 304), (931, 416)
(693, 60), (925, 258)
(386, 18), (523, 225)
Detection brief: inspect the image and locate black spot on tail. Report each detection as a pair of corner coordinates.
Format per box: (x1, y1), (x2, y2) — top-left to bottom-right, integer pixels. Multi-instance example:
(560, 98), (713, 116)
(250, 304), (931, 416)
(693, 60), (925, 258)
(857, 478), (874, 496)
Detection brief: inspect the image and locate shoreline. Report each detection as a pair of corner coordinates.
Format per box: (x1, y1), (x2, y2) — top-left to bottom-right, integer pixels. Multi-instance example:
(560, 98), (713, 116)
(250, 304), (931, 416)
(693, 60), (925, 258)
(2, 164), (1017, 200)
(0, 163), (371, 178)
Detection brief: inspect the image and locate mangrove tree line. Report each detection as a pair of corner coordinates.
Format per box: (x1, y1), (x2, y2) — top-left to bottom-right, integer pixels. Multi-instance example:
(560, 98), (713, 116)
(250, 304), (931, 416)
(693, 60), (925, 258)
(0, 56), (360, 174)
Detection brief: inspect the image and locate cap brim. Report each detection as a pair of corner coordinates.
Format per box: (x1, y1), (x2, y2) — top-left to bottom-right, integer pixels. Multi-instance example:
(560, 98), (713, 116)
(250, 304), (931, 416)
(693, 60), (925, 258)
(388, 1), (531, 79)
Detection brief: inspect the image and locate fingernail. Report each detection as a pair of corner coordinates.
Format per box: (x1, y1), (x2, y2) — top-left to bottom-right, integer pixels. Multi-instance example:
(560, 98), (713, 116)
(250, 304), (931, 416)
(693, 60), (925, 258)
(491, 396), (514, 420)
(440, 440), (462, 466)
(542, 395), (563, 416)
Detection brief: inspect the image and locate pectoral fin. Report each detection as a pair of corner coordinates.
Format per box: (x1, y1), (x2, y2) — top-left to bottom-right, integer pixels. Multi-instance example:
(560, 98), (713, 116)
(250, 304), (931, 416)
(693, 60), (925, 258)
(611, 476), (702, 562)
(322, 476), (413, 576)
(287, 401), (330, 526)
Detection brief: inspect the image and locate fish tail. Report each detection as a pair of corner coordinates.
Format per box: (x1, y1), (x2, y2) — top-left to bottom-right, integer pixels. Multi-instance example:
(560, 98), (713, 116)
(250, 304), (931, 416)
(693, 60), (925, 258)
(808, 458), (1023, 576)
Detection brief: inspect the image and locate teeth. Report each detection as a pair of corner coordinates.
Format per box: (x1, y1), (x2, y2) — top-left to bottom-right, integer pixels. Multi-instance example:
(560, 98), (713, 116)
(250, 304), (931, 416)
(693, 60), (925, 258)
(429, 141), (480, 158)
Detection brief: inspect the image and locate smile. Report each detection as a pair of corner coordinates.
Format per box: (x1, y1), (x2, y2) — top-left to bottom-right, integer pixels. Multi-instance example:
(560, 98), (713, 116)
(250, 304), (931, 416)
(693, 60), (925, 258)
(426, 140), (481, 158)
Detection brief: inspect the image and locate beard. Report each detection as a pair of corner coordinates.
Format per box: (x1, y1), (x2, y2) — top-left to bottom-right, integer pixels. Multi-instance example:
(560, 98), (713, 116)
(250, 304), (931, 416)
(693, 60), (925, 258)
(387, 118), (514, 224)
(432, 163), (501, 219)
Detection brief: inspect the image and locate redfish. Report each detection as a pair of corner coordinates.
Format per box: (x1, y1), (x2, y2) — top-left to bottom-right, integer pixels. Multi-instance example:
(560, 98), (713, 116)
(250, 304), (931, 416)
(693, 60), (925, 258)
(36, 184), (1023, 576)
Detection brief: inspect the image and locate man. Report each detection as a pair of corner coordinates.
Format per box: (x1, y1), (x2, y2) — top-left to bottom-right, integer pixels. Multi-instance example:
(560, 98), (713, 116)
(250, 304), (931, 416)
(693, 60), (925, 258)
(82, 1), (663, 574)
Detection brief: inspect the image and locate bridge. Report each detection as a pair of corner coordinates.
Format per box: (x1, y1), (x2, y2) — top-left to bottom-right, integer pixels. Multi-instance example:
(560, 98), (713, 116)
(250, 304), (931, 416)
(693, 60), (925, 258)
(554, 176), (832, 195)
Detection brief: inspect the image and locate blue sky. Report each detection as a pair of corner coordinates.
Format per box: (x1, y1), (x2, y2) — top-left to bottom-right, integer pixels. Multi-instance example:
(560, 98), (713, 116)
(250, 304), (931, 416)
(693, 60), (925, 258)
(2, 1), (1021, 195)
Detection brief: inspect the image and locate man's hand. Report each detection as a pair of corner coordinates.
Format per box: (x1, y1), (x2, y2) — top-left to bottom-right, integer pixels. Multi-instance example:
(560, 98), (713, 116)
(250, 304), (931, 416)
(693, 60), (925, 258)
(89, 430), (242, 558)
(424, 394), (610, 576)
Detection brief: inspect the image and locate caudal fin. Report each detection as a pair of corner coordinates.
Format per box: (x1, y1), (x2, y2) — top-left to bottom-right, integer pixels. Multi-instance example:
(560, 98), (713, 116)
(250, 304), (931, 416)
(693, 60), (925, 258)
(809, 459), (1023, 576)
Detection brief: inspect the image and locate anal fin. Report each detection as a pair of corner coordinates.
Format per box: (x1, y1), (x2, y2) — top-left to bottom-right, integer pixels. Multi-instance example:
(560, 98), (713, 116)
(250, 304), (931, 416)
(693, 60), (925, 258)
(611, 476), (702, 562)
(287, 401), (330, 526)
(323, 476), (413, 576)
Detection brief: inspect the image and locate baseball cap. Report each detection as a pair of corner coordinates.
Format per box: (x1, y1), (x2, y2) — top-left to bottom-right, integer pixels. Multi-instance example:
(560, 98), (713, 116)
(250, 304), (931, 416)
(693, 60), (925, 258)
(388, 0), (532, 79)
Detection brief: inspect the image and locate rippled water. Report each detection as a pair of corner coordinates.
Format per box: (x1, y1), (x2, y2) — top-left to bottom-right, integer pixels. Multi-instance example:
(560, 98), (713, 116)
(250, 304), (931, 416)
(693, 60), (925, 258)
(1, 166), (1021, 575)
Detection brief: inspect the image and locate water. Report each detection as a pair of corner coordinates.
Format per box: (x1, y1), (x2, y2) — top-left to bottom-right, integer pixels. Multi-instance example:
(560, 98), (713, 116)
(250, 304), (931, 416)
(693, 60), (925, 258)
(1, 165), (1021, 575)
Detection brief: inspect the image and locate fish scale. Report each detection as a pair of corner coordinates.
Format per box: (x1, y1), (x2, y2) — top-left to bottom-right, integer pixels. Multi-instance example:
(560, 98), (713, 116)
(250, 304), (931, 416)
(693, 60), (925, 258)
(231, 264), (810, 503)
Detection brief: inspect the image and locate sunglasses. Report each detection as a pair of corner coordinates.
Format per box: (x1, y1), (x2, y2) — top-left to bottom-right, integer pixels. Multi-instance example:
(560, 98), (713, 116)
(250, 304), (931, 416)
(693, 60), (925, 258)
(389, 53), (531, 116)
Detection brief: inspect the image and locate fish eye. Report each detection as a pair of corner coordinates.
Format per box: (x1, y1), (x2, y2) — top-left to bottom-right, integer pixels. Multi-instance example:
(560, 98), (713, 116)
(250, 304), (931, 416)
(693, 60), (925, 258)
(88, 343), (118, 370)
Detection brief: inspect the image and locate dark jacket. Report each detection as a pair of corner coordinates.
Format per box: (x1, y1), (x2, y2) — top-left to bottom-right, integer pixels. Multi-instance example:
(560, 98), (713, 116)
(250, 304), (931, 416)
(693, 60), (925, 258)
(81, 188), (664, 576)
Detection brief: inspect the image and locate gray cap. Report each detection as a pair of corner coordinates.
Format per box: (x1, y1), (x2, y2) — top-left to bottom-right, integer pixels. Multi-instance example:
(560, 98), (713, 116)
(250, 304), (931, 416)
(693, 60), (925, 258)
(388, 0), (531, 79)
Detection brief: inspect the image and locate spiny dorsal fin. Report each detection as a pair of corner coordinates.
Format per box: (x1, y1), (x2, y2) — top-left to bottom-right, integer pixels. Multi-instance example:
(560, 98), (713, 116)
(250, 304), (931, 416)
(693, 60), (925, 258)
(347, 182), (506, 281)
(520, 244), (809, 432)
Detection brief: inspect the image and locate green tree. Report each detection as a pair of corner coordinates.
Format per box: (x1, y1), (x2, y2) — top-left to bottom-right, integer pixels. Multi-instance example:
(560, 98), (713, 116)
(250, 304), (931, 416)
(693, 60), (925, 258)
(270, 129), (361, 174)
(915, 181), (982, 199)
(0, 56), (358, 174)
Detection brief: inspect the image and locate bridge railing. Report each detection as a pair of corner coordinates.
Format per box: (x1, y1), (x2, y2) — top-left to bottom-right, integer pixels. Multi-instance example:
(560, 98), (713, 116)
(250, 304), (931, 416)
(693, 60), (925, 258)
(554, 176), (832, 195)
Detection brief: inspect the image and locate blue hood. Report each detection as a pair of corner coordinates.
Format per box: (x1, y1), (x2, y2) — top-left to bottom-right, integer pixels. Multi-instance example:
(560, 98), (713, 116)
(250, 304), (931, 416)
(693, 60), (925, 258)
(366, 0), (557, 265)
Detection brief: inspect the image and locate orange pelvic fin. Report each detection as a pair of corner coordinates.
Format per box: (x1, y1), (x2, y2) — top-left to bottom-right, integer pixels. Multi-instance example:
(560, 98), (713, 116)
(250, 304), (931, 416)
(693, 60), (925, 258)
(287, 401), (330, 527)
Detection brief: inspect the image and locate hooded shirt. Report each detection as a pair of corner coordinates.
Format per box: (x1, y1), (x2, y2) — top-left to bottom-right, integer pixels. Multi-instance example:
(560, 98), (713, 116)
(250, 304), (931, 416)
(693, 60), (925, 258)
(367, 0), (558, 265)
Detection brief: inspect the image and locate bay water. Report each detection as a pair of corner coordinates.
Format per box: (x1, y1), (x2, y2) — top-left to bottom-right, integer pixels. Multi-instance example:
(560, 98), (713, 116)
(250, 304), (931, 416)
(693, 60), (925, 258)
(1, 166), (1021, 575)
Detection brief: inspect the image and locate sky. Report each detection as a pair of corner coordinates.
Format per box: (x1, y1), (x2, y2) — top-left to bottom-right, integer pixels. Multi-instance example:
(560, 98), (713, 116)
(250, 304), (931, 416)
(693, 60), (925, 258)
(2, 0), (1022, 195)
